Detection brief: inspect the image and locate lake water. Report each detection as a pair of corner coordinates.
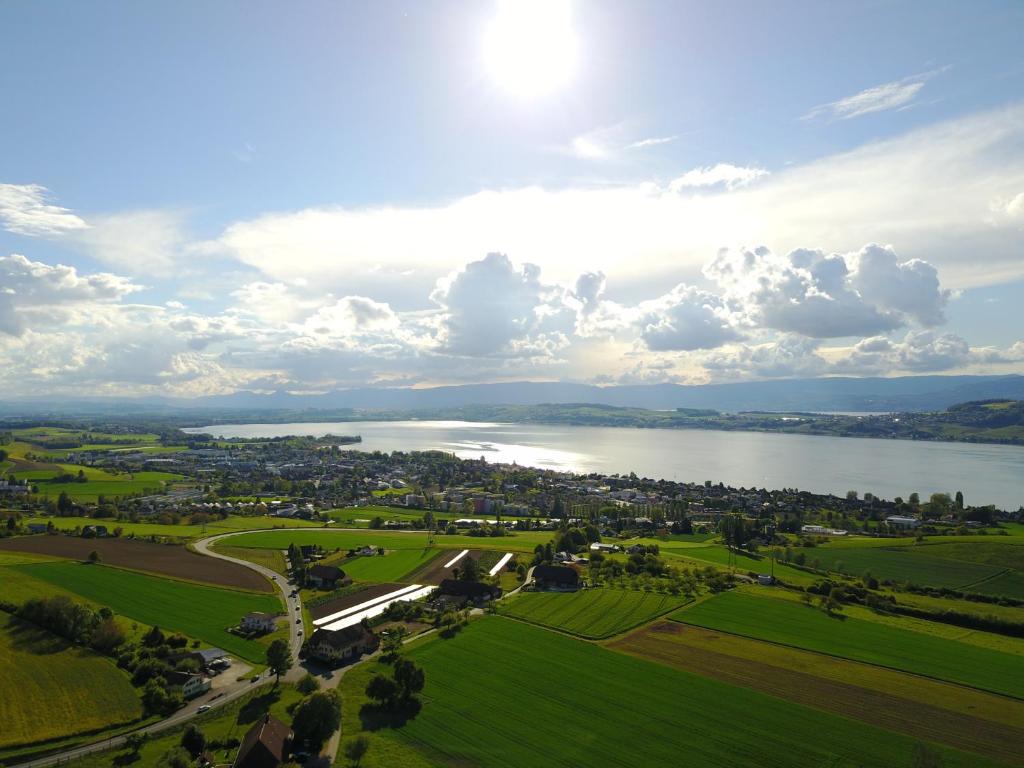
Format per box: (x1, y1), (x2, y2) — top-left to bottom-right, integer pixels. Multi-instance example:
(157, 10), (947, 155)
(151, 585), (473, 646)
(185, 420), (1024, 510)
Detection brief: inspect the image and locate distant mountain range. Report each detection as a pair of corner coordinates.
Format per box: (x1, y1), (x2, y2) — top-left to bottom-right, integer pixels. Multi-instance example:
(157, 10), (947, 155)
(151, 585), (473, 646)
(2, 374), (1023, 416)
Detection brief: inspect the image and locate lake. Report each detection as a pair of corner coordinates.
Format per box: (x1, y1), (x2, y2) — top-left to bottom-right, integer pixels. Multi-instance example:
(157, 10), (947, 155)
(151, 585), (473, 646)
(185, 420), (1024, 510)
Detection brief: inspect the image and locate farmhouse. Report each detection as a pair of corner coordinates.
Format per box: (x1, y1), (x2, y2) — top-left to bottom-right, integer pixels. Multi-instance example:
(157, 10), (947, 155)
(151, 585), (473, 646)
(306, 564), (349, 589)
(533, 564), (581, 591)
(885, 515), (921, 529)
(234, 714), (293, 768)
(240, 612), (278, 634)
(589, 542), (619, 553)
(436, 579), (502, 607)
(800, 524), (848, 536)
(166, 670), (211, 699)
(305, 624), (379, 665)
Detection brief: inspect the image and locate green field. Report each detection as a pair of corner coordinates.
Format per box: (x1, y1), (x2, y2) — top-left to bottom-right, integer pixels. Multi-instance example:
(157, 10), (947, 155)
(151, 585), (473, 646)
(672, 590), (1024, 698)
(338, 548), (442, 583)
(500, 587), (688, 638)
(340, 617), (1001, 768)
(222, 528), (550, 554)
(26, 514), (323, 541)
(18, 470), (183, 502)
(8, 562), (282, 663)
(0, 616), (142, 751)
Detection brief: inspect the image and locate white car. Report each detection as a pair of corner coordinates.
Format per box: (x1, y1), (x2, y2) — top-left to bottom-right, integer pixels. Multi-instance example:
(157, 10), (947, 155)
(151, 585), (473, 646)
(196, 704), (211, 713)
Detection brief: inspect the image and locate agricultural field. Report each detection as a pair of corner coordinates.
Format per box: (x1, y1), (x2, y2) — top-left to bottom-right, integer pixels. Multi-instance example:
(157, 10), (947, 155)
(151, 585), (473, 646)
(339, 617), (1001, 768)
(0, 536), (273, 592)
(0, 616), (143, 752)
(213, 545), (289, 575)
(499, 587), (688, 638)
(790, 542), (1014, 593)
(16, 469), (183, 502)
(334, 548), (443, 583)
(672, 590), (1024, 698)
(7, 561), (282, 663)
(222, 527), (550, 554)
(610, 622), (1024, 765)
(23, 513), (323, 541)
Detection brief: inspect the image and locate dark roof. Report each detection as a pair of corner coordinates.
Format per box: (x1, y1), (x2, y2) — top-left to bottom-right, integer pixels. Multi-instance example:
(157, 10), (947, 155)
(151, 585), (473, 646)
(309, 625), (377, 650)
(533, 565), (580, 585)
(308, 564), (344, 581)
(192, 648), (226, 663)
(438, 579), (501, 598)
(234, 714), (292, 768)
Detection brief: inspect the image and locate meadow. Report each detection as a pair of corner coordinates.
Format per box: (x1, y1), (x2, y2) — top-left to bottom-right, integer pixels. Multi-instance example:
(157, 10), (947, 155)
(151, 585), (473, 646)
(222, 528), (551, 554)
(499, 587), (688, 638)
(8, 561), (282, 663)
(339, 617), (1002, 768)
(17, 469), (183, 502)
(0, 616), (142, 751)
(26, 514), (323, 541)
(610, 622), (1024, 764)
(672, 590), (1024, 698)
(333, 547), (443, 583)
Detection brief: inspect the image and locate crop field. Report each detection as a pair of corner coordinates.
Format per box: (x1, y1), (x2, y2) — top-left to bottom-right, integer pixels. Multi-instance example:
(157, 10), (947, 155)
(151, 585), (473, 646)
(794, 544), (1005, 590)
(970, 570), (1024, 598)
(610, 622), (1024, 764)
(500, 587), (688, 638)
(213, 545), (288, 575)
(672, 591), (1024, 698)
(0, 536), (273, 592)
(222, 528), (550, 554)
(338, 548), (442, 583)
(0, 616), (142, 751)
(17, 469), (183, 502)
(340, 617), (999, 768)
(8, 561), (282, 663)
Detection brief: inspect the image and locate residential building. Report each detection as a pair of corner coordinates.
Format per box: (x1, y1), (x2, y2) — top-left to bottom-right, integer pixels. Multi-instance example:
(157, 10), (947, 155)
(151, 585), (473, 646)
(533, 564), (581, 591)
(240, 612), (278, 634)
(234, 714), (293, 768)
(307, 564), (348, 589)
(305, 625), (379, 665)
(166, 670), (211, 700)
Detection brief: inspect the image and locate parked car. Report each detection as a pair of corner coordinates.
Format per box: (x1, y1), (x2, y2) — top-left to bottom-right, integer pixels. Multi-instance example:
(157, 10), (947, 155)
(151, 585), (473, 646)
(197, 704), (211, 713)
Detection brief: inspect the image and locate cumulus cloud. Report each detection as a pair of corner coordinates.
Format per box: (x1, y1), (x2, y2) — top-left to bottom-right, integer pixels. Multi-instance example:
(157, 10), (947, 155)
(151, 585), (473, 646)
(703, 243), (948, 338)
(669, 163), (769, 191)
(702, 336), (829, 379)
(0, 184), (89, 237)
(638, 285), (741, 351)
(0, 254), (140, 336)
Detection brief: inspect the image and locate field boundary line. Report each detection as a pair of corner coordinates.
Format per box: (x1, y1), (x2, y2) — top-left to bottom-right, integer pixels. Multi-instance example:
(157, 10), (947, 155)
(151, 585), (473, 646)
(957, 567), (1011, 592)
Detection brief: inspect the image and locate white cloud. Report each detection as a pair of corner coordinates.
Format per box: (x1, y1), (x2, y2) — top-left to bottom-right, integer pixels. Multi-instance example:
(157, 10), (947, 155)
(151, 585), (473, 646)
(669, 163), (769, 191)
(637, 285), (741, 351)
(74, 210), (190, 276)
(802, 68), (947, 121)
(626, 136), (678, 150)
(0, 184), (89, 237)
(702, 336), (829, 380)
(207, 104), (1024, 294)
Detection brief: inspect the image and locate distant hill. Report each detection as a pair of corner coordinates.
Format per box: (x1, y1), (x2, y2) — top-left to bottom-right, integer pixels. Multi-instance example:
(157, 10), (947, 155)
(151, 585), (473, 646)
(1, 374), (1023, 416)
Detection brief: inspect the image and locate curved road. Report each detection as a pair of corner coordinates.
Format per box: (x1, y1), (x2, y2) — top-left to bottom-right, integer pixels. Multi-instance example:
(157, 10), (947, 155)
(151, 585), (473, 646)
(16, 531), (306, 768)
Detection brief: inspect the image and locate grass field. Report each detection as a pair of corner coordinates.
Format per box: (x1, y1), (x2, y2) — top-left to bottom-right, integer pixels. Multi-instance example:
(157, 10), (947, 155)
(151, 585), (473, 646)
(500, 587), (688, 638)
(214, 545), (289, 575)
(339, 617), (1002, 768)
(222, 528), (551, 554)
(672, 590), (1024, 698)
(0, 616), (142, 751)
(336, 548), (443, 583)
(610, 622), (1024, 764)
(19, 470), (183, 502)
(8, 562), (282, 663)
(26, 514), (322, 541)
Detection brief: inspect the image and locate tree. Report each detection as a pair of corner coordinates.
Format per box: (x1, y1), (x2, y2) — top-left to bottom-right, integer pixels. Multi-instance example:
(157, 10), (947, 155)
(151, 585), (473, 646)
(125, 732), (148, 755)
(91, 617), (126, 654)
(142, 679), (183, 716)
(143, 625), (166, 647)
(381, 626), (407, 661)
(87, 549), (101, 564)
(365, 674), (399, 707)
(57, 491), (73, 513)
(456, 556), (481, 582)
(393, 659), (425, 701)
(180, 724), (206, 757)
(155, 746), (191, 768)
(955, 491), (964, 511)
(297, 673), (321, 695)
(343, 735), (370, 767)
(291, 690), (342, 746)
(266, 638), (293, 684)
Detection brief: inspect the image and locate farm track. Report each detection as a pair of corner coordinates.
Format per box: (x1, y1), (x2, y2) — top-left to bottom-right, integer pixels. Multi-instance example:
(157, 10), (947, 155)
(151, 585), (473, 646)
(0, 535), (273, 593)
(610, 621), (1024, 765)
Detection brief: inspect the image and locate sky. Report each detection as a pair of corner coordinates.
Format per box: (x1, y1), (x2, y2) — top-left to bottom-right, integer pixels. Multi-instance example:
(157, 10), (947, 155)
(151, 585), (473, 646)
(1, 0), (1023, 398)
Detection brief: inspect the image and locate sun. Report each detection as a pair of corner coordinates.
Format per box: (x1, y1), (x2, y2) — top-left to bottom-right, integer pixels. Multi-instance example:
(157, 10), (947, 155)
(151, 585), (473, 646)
(483, 0), (578, 98)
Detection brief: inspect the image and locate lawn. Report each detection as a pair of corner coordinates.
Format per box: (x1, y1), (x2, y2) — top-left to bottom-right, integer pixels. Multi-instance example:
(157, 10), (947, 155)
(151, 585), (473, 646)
(26, 513), (322, 541)
(8, 562), (282, 663)
(20, 470), (183, 502)
(671, 590), (1024, 699)
(339, 617), (1001, 768)
(500, 587), (688, 638)
(223, 528), (550, 554)
(338, 548), (442, 583)
(0, 616), (142, 751)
